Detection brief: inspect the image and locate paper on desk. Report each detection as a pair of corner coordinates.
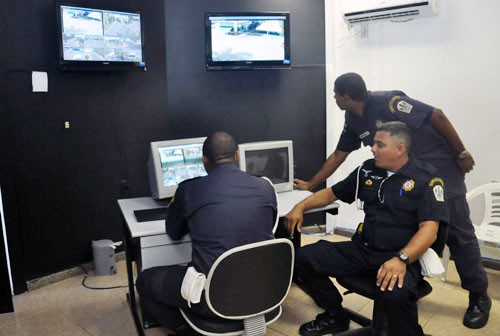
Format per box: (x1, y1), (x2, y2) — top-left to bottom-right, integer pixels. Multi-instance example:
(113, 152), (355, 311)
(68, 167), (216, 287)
(32, 71), (48, 92)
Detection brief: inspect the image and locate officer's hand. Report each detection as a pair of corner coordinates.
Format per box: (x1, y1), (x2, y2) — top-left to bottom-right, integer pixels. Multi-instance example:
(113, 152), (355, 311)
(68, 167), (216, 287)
(284, 207), (304, 236)
(456, 151), (475, 175)
(294, 178), (313, 191)
(376, 257), (406, 292)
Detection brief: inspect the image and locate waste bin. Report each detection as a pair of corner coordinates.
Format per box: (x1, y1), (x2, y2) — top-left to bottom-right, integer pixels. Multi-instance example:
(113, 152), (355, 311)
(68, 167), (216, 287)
(92, 239), (118, 276)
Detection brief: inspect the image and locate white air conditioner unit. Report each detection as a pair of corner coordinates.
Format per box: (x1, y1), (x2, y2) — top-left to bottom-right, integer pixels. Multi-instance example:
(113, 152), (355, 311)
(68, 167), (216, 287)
(342, 0), (439, 25)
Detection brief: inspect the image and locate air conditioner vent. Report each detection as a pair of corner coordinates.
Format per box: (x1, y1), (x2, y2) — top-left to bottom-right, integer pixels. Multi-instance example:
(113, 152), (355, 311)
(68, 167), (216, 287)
(342, 0), (438, 25)
(347, 10), (420, 23)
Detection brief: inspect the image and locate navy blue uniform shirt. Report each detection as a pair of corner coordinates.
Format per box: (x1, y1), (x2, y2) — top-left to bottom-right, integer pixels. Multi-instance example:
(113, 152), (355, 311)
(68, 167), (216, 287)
(336, 91), (465, 198)
(332, 158), (449, 252)
(166, 163), (277, 275)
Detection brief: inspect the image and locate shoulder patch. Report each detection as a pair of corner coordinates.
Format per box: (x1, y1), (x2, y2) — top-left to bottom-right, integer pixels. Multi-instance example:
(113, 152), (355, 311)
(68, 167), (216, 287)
(397, 100), (413, 114)
(428, 177), (444, 187)
(433, 185), (445, 202)
(388, 95), (401, 113)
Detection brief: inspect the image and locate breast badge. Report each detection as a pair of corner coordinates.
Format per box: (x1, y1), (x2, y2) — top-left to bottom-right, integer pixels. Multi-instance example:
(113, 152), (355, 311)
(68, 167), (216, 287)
(402, 180), (415, 191)
(365, 179), (373, 186)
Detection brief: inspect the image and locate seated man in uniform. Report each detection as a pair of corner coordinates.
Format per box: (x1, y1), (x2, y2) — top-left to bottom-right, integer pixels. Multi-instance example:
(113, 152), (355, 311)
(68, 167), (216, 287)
(137, 131), (277, 333)
(285, 121), (448, 336)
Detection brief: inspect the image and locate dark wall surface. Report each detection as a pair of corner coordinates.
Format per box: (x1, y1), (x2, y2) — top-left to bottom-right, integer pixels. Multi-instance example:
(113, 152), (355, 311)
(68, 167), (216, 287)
(0, 0), (326, 293)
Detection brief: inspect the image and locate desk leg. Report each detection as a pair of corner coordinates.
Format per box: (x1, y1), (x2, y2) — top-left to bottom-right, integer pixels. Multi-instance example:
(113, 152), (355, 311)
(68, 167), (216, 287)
(123, 221), (145, 336)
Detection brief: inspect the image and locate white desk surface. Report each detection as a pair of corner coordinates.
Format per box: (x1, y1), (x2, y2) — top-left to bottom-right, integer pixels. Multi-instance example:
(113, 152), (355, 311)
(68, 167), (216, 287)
(118, 190), (338, 239)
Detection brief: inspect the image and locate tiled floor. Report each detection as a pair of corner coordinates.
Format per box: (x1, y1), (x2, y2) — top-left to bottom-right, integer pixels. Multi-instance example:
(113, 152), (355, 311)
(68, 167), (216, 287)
(1, 233), (499, 336)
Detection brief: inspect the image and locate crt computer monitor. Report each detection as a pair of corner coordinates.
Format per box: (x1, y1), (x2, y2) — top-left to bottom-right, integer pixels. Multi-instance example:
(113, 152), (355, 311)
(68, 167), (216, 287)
(238, 140), (294, 193)
(148, 137), (207, 200)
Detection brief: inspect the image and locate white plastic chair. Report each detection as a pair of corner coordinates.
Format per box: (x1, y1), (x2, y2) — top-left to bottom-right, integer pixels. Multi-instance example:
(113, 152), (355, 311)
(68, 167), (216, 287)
(441, 182), (500, 281)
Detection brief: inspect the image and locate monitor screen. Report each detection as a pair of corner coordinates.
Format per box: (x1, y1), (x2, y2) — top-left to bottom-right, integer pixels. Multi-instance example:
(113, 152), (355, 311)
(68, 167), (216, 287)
(238, 141), (293, 193)
(205, 12), (291, 70)
(148, 138), (207, 200)
(245, 148), (289, 185)
(57, 3), (146, 71)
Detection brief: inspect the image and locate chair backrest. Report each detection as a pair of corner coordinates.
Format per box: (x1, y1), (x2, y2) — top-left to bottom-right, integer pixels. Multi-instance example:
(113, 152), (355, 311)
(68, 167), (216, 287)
(466, 182), (500, 243)
(204, 238), (294, 320)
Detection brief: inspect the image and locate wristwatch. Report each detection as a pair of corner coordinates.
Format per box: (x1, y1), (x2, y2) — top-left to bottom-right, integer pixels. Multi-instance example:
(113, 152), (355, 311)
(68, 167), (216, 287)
(397, 251), (410, 265)
(457, 150), (469, 160)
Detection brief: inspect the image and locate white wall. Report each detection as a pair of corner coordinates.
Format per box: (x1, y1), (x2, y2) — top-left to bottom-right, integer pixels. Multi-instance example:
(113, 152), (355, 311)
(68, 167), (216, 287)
(326, 0), (500, 230)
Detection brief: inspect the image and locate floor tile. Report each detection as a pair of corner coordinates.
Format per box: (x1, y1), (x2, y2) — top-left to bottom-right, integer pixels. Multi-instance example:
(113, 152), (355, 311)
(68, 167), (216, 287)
(0, 308), (91, 336)
(0, 291), (53, 328)
(3, 235), (500, 336)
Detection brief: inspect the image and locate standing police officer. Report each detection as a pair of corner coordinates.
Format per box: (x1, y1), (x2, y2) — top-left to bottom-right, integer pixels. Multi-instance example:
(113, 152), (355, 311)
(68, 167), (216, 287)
(294, 73), (491, 329)
(286, 122), (448, 336)
(136, 132), (277, 332)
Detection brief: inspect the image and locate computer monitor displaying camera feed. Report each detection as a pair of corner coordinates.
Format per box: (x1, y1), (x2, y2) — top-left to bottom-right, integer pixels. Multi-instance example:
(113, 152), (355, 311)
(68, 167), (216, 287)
(59, 5), (144, 64)
(205, 12), (291, 70)
(238, 141), (294, 193)
(148, 138), (207, 200)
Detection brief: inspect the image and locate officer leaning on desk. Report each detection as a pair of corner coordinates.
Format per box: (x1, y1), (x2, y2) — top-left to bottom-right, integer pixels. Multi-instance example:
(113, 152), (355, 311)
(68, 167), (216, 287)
(136, 132), (277, 334)
(285, 121), (448, 336)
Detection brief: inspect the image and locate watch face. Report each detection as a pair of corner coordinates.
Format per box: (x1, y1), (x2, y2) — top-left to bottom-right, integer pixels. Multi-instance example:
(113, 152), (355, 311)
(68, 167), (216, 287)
(399, 252), (409, 264)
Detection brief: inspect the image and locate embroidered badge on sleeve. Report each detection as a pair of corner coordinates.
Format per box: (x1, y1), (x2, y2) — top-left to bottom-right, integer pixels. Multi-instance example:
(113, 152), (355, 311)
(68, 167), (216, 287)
(433, 185), (445, 202)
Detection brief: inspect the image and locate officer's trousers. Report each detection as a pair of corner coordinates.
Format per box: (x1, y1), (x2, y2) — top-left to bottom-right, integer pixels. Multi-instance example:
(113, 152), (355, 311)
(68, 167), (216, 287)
(446, 195), (488, 294)
(295, 240), (424, 336)
(136, 265), (213, 329)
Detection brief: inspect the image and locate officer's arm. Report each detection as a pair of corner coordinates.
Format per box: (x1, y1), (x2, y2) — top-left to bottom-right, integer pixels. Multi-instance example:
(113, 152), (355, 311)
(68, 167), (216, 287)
(429, 108), (475, 174)
(166, 191), (189, 240)
(377, 220), (438, 291)
(284, 188), (338, 236)
(400, 220), (439, 262)
(294, 150), (350, 191)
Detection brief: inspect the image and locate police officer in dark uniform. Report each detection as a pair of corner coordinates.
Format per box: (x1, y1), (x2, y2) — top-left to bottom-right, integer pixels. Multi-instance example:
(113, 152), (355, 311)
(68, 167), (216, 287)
(136, 132), (277, 332)
(294, 73), (491, 329)
(286, 122), (448, 336)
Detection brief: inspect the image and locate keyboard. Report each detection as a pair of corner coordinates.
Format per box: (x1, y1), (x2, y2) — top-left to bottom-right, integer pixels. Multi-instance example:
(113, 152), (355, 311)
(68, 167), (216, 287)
(134, 207), (168, 222)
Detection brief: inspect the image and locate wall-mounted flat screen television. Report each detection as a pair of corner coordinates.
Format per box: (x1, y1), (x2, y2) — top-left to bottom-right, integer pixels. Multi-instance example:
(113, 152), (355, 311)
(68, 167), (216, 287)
(56, 3), (146, 71)
(205, 12), (291, 71)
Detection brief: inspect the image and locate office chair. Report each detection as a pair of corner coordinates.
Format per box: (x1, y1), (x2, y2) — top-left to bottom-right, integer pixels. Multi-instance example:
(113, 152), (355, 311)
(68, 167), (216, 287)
(334, 222), (447, 336)
(442, 182), (500, 281)
(335, 275), (433, 336)
(180, 238), (294, 336)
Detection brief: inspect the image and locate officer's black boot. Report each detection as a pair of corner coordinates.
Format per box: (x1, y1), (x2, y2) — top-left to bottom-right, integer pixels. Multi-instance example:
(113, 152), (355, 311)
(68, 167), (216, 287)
(463, 292), (492, 329)
(299, 309), (349, 336)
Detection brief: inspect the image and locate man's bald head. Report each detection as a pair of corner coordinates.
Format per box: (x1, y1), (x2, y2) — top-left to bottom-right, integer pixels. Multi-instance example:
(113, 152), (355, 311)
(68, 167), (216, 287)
(202, 132), (238, 171)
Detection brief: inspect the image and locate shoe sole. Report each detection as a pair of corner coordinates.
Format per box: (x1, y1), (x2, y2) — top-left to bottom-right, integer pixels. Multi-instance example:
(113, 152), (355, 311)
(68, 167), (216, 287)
(298, 324), (349, 336)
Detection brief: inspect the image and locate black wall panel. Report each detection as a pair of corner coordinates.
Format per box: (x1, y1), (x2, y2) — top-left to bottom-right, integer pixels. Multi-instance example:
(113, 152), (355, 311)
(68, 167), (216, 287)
(0, 0), (326, 293)
(164, 0), (326, 184)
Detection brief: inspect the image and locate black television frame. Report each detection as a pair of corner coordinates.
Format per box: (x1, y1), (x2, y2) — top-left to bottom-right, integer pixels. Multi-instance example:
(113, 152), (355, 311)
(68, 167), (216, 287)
(56, 2), (147, 72)
(205, 12), (291, 71)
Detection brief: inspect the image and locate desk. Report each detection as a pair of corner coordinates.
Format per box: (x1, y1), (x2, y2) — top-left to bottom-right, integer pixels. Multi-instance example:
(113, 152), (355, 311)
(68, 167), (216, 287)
(118, 190), (338, 335)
